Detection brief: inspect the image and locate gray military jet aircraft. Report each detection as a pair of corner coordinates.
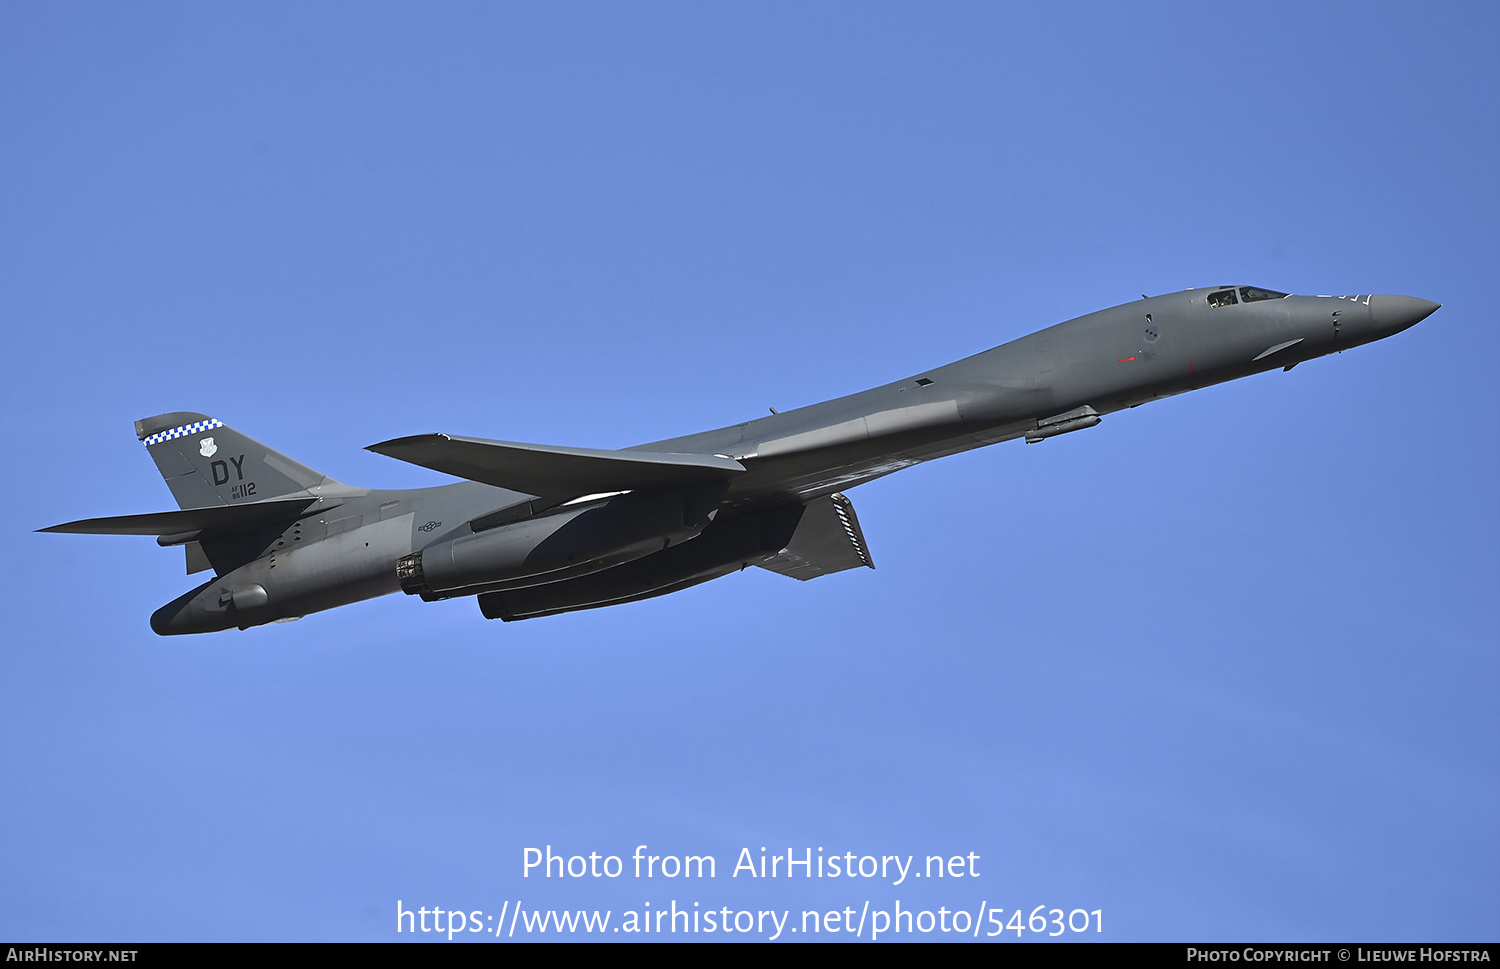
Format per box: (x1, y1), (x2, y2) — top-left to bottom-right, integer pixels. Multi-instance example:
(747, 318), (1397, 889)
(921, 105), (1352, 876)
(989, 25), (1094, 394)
(43, 287), (1439, 634)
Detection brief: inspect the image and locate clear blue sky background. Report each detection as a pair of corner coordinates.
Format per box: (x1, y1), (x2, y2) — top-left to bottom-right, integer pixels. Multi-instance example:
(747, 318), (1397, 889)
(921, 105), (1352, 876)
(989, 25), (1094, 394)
(3, 2), (1495, 942)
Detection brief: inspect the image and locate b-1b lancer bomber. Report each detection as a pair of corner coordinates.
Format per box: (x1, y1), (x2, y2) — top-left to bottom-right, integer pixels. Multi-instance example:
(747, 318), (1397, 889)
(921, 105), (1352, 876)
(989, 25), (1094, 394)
(43, 287), (1439, 634)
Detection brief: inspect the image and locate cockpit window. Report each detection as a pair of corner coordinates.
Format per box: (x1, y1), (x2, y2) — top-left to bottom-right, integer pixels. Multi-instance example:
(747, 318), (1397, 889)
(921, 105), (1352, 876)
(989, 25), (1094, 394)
(1240, 286), (1289, 302)
(1207, 289), (1238, 308)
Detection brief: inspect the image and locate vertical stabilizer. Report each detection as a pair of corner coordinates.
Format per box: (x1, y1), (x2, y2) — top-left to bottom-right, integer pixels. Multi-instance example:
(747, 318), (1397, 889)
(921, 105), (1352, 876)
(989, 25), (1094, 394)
(134, 412), (336, 509)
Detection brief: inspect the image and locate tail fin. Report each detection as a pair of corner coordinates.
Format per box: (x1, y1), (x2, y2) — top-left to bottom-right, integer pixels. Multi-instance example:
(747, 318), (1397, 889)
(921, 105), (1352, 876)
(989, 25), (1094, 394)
(135, 412), (337, 508)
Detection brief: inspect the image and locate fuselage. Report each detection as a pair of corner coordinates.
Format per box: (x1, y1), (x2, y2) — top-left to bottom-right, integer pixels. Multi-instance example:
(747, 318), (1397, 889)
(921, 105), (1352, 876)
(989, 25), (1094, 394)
(643, 288), (1433, 506)
(148, 287), (1438, 634)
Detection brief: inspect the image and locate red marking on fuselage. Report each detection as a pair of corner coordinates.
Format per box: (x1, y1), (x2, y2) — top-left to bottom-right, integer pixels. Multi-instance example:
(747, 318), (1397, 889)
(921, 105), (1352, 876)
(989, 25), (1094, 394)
(1117, 356), (1136, 363)
(1188, 361), (1196, 373)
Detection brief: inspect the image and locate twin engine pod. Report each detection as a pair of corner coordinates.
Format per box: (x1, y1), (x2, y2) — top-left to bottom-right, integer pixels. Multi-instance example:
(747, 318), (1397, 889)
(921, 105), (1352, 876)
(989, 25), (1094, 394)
(395, 484), (728, 600)
(477, 504), (804, 622)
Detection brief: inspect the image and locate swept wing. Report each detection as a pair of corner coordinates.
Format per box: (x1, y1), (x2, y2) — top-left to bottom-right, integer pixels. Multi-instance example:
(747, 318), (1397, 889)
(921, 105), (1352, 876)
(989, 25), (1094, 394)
(367, 433), (745, 498)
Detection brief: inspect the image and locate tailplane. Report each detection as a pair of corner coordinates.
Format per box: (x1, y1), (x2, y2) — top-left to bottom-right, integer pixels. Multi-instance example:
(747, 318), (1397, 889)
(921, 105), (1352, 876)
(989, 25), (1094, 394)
(44, 413), (344, 576)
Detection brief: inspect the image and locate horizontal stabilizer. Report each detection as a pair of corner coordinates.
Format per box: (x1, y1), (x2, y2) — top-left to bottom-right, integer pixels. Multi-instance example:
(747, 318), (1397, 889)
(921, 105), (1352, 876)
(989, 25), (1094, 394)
(367, 434), (745, 497)
(39, 497), (317, 537)
(758, 493), (875, 581)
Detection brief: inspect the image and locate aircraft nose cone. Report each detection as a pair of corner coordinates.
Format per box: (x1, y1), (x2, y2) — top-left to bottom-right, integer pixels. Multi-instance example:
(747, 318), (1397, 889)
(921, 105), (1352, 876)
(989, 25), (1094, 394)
(1370, 294), (1441, 334)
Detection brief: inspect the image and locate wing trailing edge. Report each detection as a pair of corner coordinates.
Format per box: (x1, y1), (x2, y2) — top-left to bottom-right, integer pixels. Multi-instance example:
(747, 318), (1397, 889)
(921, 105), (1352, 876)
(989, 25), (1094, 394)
(366, 434), (746, 498)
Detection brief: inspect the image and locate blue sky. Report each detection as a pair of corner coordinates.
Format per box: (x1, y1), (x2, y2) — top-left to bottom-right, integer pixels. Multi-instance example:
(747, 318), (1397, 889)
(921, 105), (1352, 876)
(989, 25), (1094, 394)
(2, 1), (1495, 942)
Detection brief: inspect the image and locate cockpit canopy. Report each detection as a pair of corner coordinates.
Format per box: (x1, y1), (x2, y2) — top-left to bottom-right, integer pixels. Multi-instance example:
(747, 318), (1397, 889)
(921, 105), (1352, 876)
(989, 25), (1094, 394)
(1206, 286), (1290, 308)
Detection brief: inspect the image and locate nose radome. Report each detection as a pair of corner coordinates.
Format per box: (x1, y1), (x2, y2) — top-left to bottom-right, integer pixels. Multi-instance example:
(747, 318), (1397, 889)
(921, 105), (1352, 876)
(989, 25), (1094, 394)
(1370, 295), (1441, 334)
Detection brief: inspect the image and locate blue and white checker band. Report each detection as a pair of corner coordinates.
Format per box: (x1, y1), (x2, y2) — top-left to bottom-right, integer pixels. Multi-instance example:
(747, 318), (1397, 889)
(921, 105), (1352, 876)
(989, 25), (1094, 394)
(143, 419), (224, 447)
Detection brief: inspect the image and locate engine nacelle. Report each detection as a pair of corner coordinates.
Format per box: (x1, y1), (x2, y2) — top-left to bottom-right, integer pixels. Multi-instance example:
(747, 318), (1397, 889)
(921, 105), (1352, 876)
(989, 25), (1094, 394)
(397, 484), (726, 599)
(477, 505), (803, 621)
